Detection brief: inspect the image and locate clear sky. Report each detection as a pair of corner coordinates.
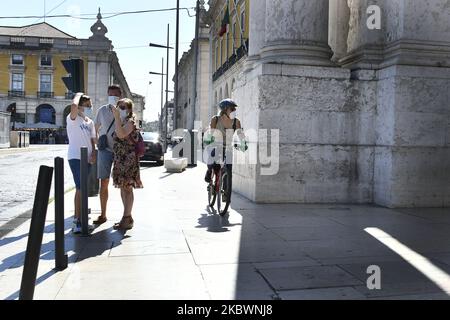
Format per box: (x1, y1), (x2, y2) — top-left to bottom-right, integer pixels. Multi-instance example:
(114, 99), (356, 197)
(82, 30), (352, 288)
(0, 0), (201, 121)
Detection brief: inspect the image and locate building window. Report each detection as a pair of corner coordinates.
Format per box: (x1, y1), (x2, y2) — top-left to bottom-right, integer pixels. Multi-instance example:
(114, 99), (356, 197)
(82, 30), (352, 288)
(219, 38), (223, 67)
(40, 54), (52, 67)
(40, 74), (52, 93)
(215, 41), (219, 70)
(232, 20), (237, 53)
(12, 54), (24, 65)
(11, 73), (24, 91)
(240, 9), (246, 40)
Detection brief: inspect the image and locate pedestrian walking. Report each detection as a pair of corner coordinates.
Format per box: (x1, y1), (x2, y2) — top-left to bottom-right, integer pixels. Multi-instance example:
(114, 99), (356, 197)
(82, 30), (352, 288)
(94, 84), (123, 225)
(111, 98), (143, 230)
(66, 93), (96, 234)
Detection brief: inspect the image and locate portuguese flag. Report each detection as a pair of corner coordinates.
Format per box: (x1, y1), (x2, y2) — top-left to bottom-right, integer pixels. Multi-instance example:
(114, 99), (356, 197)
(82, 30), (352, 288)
(218, 6), (230, 37)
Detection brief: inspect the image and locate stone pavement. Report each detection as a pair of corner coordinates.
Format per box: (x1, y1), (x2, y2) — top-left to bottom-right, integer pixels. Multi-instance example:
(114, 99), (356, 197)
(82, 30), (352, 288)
(1, 162), (450, 300)
(0, 145), (73, 230)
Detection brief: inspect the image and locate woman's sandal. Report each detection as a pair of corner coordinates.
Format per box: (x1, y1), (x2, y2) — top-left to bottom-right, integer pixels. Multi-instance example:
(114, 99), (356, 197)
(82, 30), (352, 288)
(93, 216), (107, 225)
(113, 216), (134, 230)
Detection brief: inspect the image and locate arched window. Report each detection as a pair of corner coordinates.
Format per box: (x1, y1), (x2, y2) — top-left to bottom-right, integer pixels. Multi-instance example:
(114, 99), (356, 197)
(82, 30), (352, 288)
(214, 91), (218, 105)
(225, 83), (229, 99)
(219, 88), (223, 102)
(36, 104), (56, 124)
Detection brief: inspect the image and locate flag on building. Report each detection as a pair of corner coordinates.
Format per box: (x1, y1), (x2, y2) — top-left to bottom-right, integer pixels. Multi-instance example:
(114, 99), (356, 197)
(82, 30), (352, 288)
(218, 6), (230, 37)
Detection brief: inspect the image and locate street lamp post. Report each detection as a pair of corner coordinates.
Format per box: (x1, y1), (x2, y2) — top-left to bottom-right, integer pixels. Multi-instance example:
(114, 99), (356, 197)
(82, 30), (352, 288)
(150, 24), (174, 147)
(149, 69), (167, 148)
(175, 0), (180, 132)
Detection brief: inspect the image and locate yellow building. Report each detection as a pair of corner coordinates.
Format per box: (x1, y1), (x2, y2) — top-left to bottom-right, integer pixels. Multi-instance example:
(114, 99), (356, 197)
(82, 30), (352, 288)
(208, 0), (249, 114)
(0, 11), (144, 129)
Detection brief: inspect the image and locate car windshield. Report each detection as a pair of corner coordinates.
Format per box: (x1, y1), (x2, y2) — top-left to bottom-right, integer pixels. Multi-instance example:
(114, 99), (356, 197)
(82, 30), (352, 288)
(142, 132), (159, 141)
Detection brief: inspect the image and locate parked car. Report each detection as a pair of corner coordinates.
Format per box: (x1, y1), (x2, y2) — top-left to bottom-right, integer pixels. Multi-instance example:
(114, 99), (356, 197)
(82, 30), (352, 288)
(141, 132), (164, 166)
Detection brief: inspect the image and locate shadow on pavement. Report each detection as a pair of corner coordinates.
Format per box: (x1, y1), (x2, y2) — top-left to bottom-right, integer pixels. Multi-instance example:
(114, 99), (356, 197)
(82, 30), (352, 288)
(0, 217), (130, 299)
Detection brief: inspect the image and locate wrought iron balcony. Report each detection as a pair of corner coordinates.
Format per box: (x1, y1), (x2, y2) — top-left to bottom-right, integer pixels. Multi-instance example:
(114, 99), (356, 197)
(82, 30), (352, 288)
(8, 90), (25, 98)
(37, 91), (54, 99)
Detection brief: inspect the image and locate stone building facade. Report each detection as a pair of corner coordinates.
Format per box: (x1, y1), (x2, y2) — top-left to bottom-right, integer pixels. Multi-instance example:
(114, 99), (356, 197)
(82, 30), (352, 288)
(207, 0), (450, 208)
(176, 4), (211, 131)
(0, 10), (144, 129)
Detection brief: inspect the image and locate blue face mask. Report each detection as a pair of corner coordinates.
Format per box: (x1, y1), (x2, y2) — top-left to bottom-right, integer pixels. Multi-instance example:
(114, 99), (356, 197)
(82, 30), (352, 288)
(83, 107), (93, 119)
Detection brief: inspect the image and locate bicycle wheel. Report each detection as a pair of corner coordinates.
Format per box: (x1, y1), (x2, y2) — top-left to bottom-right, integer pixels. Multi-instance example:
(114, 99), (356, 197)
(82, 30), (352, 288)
(208, 172), (216, 208)
(218, 168), (232, 216)
(216, 172), (222, 213)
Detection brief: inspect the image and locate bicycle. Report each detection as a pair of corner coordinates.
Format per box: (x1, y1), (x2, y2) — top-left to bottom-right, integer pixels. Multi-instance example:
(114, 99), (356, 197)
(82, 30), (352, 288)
(207, 155), (232, 216)
(207, 142), (247, 216)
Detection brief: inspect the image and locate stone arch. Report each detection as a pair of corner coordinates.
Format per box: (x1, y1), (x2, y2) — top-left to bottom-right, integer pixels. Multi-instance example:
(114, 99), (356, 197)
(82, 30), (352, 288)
(7, 103), (16, 113)
(214, 90), (218, 105)
(231, 78), (236, 98)
(36, 104), (56, 124)
(225, 83), (229, 99)
(219, 87), (223, 102)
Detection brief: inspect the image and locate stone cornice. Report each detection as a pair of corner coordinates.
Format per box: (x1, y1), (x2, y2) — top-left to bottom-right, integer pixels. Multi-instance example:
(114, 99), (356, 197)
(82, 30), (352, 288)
(340, 40), (450, 70)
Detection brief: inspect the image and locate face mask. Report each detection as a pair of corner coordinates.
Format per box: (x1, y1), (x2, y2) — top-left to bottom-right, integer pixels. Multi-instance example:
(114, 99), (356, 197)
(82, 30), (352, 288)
(229, 111), (237, 120)
(108, 96), (120, 106)
(84, 107), (93, 119)
(120, 109), (129, 119)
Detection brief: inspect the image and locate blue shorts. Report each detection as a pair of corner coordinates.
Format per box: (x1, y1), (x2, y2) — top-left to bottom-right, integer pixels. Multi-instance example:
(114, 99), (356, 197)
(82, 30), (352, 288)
(69, 159), (91, 190)
(97, 149), (114, 180)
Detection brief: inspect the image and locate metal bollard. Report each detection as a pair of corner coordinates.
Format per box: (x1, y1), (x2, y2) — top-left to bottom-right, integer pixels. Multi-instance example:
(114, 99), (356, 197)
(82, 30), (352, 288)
(54, 157), (68, 271)
(88, 149), (99, 197)
(80, 147), (89, 236)
(19, 166), (54, 300)
(188, 130), (198, 168)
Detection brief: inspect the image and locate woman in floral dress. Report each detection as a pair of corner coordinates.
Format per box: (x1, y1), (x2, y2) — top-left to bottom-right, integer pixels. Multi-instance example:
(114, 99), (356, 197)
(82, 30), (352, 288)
(112, 98), (143, 230)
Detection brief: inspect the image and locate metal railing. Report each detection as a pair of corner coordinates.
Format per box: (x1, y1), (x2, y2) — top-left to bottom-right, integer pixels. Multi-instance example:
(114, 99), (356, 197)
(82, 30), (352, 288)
(212, 40), (249, 82)
(8, 90), (25, 98)
(37, 91), (54, 99)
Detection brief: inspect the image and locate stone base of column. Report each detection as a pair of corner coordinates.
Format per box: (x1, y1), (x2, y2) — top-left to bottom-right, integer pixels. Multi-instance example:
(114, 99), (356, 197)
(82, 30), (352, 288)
(233, 61), (450, 207)
(259, 42), (335, 67)
(374, 65), (450, 208)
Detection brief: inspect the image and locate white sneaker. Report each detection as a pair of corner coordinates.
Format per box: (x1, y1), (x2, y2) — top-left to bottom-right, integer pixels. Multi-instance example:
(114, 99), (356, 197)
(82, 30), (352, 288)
(72, 220), (95, 234)
(72, 220), (82, 234)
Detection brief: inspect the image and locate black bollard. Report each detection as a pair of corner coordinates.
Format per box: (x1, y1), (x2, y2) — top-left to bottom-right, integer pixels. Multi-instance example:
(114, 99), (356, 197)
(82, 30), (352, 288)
(54, 158), (68, 271)
(80, 147), (89, 236)
(188, 130), (198, 168)
(19, 166), (54, 300)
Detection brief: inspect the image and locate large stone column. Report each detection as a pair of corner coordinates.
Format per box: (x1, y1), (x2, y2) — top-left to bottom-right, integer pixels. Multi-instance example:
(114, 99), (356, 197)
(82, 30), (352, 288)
(259, 0), (334, 66)
(329, 0), (350, 62)
(235, 0), (380, 204)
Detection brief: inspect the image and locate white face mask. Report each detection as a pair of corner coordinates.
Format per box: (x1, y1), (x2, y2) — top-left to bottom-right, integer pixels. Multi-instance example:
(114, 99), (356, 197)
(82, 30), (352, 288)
(120, 109), (129, 119)
(83, 108), (93, 119)
(108, 96), (120, 106)
(229, 111), (237, 120)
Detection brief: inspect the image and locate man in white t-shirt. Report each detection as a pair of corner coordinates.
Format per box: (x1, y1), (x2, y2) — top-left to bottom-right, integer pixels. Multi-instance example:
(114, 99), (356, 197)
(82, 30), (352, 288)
(67, 93), (97, 234)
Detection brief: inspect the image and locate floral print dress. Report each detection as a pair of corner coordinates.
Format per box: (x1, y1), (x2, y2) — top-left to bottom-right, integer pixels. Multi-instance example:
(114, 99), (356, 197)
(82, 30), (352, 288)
(112, 116), (144, 190)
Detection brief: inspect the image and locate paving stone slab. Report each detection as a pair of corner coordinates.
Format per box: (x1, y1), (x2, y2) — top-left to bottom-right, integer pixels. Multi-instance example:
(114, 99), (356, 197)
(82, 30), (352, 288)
(199, 264), (275, 300)
(278, 287), (367, 300)
(260, 266), (363, 291)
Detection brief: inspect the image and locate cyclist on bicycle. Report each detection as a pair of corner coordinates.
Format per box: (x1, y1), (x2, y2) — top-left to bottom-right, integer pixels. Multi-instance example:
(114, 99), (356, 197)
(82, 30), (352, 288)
(204, 98), (246, 183)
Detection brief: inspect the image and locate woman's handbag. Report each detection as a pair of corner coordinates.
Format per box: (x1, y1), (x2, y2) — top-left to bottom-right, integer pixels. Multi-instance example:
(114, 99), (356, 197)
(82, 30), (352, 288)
(133, 131), (146, 158)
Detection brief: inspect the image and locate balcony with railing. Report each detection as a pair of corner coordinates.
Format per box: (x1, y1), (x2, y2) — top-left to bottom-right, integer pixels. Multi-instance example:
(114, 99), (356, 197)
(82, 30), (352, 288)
(8, 90), (25, 98)
(37, 91), (54, 99)
(213, 40), (249, 82)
